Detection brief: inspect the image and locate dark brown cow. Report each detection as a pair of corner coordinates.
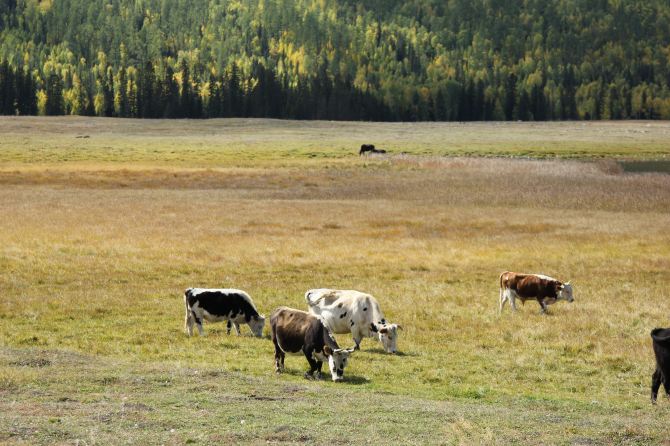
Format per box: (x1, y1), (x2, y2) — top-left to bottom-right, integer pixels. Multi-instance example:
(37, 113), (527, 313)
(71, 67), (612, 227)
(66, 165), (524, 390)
(270, 307), (354, 381)
(499, 272), (574, 314)
(359, 144), (387, 155)
(651, 328), (670, 404)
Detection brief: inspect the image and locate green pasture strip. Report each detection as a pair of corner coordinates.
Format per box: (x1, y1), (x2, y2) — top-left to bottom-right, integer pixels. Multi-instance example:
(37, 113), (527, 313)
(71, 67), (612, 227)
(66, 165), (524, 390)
(1, 347), (668, 445)
(1, 117), (669, 167)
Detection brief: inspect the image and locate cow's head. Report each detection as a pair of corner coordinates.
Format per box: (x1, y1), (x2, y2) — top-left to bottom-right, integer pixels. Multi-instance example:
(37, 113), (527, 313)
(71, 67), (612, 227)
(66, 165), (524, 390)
(556, 282), (574, 303)
(249, 314), (266, 337)
(373, 323), (402, 354)
(321, 346), (355, 382)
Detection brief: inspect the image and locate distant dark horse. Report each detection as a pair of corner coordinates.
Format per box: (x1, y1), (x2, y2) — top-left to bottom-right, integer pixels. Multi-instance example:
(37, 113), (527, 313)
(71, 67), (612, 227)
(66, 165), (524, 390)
(359, 144), (387, 155)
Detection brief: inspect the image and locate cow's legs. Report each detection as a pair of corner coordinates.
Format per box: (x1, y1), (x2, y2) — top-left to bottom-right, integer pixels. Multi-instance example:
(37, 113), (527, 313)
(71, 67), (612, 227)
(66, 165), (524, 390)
(508, 292), (517, 312)
(226, 320), (232, 335)
(538, 299), (548, 315)
(499, 288), (507, 313)
(303, 348), (322, 379)
(272, 333), (285, 374)
(352, 332), (362, 350)
(652, 366), (663, 404)
(192, 313), (205, 336)
(233, 322), (241, 336)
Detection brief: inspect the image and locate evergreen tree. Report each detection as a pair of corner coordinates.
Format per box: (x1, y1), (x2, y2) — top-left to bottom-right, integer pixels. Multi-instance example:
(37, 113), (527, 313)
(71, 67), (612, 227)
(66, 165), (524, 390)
(45, 73), (64, 116)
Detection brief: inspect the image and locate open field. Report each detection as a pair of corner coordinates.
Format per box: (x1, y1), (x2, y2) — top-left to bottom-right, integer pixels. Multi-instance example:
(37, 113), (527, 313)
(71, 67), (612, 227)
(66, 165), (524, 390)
(1, 117), (670, 168)
(1, 117), (670, 444)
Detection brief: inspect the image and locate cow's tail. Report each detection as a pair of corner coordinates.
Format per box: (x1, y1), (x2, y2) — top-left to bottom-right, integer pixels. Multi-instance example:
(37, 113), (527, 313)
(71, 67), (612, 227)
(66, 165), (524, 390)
(499, 272), (505, 299)
(184, 288), (194, 334)
(498, 272), (507, 313)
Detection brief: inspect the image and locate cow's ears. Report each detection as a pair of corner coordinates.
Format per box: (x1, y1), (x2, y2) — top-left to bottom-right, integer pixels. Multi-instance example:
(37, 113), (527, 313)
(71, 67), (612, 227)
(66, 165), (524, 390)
(370, 323), (379, 333)
(344, 347), (355, 354)
(565, 281), (571, 286)
(323, 346), (333, 356)
(396, 324), (403, 330)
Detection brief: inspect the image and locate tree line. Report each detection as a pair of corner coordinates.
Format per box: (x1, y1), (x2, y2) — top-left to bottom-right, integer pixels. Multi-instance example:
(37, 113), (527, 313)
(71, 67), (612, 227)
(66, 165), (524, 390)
(1, 0), (669, 120)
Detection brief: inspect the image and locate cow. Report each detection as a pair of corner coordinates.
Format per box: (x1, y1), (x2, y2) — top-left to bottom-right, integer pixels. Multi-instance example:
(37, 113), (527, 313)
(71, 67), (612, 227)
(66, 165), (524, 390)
(651, 327), (670, 404)
(305, 289), (401, 353)
(359, 144), (387, 155)
(270, 307), (355, 381)
(499, 272), (574, 314)
(184, 288), (265, 337)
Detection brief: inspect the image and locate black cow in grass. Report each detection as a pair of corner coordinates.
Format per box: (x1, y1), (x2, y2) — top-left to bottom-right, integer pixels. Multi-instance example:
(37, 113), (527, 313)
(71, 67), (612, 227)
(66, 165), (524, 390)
(651, 328), (670, 404)
(359, 144), (387, 155)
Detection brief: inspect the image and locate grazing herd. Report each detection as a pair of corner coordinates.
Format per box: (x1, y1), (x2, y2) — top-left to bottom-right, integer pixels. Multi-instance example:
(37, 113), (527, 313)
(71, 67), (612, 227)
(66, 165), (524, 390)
(183, 274), (668, 403)
(183, 287), (400, 381)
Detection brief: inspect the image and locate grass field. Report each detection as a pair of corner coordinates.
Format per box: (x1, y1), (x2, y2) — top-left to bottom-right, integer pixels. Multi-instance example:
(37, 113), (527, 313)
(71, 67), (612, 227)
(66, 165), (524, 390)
(1, 117), (670, 445)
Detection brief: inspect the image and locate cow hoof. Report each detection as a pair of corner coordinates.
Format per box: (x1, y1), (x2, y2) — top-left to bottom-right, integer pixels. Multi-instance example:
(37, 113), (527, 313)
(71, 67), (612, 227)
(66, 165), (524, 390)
(304, 372), (313, 380)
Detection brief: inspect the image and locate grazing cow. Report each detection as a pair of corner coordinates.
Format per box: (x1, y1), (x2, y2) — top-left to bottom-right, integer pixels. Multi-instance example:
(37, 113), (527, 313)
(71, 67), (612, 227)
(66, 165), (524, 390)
(359, 144), (387, 155)
(651, 328), (670, 404)
(270, 307), (355, 381)
(184, 288), (265, 337)
(499, 272), (574, 314)
(305, 289), (401, 353)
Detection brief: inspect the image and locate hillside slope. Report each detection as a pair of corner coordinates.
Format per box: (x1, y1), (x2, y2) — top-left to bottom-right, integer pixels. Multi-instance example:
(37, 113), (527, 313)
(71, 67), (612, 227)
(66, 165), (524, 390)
(1, 0), (669, 120)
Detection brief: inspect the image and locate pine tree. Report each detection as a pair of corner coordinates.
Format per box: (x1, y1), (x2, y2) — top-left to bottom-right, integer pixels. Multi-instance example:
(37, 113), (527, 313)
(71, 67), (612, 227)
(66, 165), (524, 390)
(179, 60), (192, 118)
(45, 73), (64, 115)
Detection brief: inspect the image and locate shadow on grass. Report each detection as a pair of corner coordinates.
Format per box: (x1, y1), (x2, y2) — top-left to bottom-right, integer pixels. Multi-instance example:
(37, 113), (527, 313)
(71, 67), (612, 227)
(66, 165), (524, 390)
(363, 347), (418, 357)
(275, 368), (370, 385)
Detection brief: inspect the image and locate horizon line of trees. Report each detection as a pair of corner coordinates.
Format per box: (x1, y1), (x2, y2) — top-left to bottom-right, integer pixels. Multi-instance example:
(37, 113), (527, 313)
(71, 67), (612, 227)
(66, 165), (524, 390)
(2, 0), (670, 121)
(2, 57), (667, 121)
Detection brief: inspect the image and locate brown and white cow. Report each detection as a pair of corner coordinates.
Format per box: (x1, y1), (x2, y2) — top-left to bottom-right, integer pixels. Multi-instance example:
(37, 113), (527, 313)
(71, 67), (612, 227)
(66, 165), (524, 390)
(499, 272), (574, 314)
(270, 307), (355, 382)
(305, 289), (401, 353)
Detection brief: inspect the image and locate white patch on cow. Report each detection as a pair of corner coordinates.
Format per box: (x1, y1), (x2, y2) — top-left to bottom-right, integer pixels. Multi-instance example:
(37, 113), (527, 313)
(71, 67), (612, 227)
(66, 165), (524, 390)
(499, 288), (518, 313)
(327, 348), (354, 382)
(533, 274), (558, 282)
(558, 282), (574, 302)
(376, 324), (401, 354)
(247, 315), (266, 337)
(189, 302), (205, 336)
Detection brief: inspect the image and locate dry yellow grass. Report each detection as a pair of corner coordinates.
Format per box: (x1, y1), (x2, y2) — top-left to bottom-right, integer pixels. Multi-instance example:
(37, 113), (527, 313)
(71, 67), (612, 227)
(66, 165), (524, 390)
(1, 117), (670, 444)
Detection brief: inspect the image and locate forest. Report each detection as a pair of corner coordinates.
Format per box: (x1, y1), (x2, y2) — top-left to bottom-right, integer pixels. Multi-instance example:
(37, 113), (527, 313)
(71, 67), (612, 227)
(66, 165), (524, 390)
(1, 0), (670, 120)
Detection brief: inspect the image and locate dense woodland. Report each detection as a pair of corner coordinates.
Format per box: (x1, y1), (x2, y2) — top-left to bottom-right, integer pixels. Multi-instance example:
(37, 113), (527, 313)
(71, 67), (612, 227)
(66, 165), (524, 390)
(1, 0), (670, 120)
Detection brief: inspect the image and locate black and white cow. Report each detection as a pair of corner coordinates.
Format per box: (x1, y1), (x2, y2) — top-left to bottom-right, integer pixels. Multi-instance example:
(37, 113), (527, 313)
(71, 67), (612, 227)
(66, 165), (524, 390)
(184, 288), (265, 337)
(271, 306), (355, 381)
(651, 327), (670, 404)
(305, 289), (401, 353)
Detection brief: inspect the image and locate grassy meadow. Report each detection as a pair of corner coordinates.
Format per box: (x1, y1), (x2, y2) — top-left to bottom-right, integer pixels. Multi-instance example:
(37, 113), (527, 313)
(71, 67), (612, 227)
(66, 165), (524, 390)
(1, 117), (670, 445)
